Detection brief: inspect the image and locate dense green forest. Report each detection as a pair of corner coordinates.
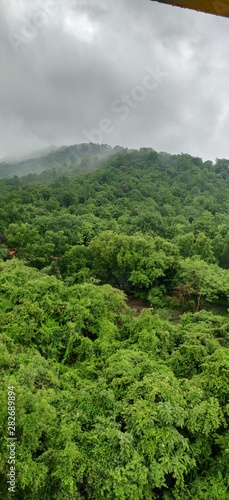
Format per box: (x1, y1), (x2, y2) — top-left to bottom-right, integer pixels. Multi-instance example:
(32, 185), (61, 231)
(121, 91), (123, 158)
(1, 145), (229, 499)
(0, 143), (123, 179)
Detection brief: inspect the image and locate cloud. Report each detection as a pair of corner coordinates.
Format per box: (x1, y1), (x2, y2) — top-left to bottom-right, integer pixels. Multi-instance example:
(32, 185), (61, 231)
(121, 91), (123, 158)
(0, 0), (229, 161)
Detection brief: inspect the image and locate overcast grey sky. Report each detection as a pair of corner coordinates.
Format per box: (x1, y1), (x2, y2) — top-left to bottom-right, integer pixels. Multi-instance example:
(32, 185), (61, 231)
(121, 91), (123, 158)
(1, 0), (229, 161)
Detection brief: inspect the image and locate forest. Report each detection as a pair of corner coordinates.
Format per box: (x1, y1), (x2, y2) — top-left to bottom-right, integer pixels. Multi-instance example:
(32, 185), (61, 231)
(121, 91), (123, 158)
(0, 144), (229, 499)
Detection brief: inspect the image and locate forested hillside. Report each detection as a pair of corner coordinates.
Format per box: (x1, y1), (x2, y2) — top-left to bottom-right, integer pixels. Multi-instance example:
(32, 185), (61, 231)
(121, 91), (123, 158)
(1, 146), (229, 499)
(0, 143), (123, 179)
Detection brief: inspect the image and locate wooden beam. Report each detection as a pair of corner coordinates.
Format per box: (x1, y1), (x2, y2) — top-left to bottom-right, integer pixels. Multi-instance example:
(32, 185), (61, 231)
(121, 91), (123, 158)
(151, 0), (229, 17)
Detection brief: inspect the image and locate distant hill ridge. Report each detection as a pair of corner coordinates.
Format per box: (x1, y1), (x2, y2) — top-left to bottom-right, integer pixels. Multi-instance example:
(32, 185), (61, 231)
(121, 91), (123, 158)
(0, 143), (124, 179)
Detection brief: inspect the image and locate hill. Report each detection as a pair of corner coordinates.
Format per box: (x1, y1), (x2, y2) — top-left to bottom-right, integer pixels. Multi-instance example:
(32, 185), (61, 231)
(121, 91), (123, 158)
(0, 145), (229, 499)
(0, 142), (124, 179)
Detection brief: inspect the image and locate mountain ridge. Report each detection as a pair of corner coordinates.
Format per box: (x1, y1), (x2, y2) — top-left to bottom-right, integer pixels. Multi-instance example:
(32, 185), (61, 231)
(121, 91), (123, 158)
(0, 143), (124, 179)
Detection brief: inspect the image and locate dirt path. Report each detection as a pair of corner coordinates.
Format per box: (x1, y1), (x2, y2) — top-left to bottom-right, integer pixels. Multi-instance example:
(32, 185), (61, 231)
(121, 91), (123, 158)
(125, 296), (150, 316)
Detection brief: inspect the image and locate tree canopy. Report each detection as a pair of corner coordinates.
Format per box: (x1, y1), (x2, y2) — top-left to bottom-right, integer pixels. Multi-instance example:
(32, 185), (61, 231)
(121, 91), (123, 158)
(0, 146), (229, 498)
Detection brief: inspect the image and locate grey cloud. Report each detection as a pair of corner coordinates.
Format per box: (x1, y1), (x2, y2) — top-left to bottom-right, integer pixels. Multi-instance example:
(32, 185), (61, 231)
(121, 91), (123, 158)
(0, 0), (229, 160)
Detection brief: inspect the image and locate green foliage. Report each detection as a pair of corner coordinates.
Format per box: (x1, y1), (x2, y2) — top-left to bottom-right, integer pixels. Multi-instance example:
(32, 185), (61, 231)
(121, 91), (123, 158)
(173, 258), (229, 311)
(88, 231), (178, 298)
(1, 147), (229, 498)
